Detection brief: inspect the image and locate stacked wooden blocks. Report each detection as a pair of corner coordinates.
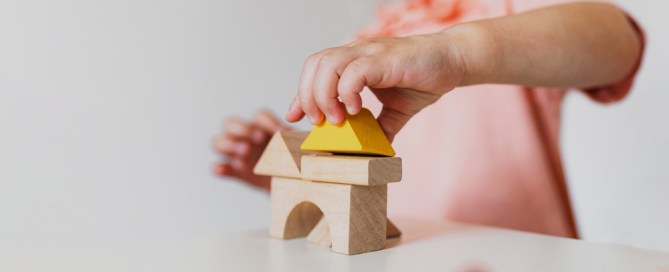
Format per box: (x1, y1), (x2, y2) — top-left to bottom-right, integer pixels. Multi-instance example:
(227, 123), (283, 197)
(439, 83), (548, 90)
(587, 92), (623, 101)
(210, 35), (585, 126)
(253, 109), (403, 255)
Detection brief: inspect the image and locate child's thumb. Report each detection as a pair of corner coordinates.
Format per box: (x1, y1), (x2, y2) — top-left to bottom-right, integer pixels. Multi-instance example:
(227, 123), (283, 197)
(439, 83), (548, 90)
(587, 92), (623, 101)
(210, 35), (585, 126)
(376, 106), (413, 143)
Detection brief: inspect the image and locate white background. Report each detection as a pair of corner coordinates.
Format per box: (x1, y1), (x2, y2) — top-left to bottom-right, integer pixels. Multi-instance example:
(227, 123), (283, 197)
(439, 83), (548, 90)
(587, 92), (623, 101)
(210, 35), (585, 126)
(0, 0), (667, 252)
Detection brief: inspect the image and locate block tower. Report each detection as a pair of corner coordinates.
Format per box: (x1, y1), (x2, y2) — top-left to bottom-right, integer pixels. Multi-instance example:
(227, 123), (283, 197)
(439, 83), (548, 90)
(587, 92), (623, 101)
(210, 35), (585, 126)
(253, 108), (403, 255)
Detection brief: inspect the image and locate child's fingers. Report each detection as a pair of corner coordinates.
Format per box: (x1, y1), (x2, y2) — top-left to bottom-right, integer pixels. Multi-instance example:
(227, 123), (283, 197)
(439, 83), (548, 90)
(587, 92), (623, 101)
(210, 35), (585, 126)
(229, 157), (253, 173)
(216, 160), (270, 190)
(230, 162), (272, 190)
(225, 119), (267, 145)
(214, 163), (234, 176)
(337, 77), (363, 116)
(298, 53), (326, 125)
(214, 162), (247, 180)
(285, 95), (305, 123)
(254, 109), (284, 135)
(338, 57), (387, 112)
(375, 105), (412, 143)
(223, 117), (255, 139)
(313, 68), (345, 124)
(213, 136), (251, 157)
(312, 50), (359, 124)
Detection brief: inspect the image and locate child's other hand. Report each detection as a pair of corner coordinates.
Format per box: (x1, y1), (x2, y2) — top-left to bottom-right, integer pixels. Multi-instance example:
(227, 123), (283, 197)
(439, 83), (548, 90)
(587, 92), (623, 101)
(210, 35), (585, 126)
(213, 110), (286, 191)
(285, 33), (465, 141)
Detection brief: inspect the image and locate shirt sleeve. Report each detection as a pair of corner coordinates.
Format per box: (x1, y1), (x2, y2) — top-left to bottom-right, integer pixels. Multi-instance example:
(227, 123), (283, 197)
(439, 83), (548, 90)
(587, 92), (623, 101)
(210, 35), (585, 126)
(511, 0), (646, 104)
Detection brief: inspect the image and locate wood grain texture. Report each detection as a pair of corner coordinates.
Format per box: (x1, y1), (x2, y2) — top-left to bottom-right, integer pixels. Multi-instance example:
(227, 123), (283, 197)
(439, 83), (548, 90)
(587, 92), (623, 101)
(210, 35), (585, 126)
(253, 131), (313, 179)
(269, 177), (387, 255)
(307, 217), (402, 247)
(306, 217), (331, 247)
(301, 154), (402, 186)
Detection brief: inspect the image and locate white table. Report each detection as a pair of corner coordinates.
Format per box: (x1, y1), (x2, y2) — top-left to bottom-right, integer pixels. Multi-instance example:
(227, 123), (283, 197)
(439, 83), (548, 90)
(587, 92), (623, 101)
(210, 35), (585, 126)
(3, 218), (668, 272)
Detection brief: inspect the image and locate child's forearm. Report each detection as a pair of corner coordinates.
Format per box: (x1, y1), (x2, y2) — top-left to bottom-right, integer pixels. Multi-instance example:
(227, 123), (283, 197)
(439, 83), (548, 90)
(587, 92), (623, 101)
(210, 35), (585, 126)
(447, 2), (641, 89)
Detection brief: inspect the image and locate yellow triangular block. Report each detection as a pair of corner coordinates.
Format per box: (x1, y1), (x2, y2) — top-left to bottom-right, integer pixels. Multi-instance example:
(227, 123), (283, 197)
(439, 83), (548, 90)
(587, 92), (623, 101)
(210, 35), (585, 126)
(300, 108), (395, 157)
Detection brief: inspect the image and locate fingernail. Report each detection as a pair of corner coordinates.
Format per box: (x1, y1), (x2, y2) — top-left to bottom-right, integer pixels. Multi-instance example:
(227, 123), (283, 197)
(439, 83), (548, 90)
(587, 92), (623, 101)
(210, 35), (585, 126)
(326, 114), (337, 124)
(345, 104), (356, 115)
(308, 115), (317, 125)
(330, 114), (346, 125)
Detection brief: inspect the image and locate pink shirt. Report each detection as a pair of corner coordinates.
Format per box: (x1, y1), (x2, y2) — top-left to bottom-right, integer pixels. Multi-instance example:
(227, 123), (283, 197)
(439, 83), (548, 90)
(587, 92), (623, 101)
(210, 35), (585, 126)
(359, 0), (644, 237)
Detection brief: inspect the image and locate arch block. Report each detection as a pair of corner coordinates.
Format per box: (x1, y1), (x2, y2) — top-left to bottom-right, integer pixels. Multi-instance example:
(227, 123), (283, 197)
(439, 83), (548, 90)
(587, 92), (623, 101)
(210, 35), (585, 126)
(270, 177), (387, 255)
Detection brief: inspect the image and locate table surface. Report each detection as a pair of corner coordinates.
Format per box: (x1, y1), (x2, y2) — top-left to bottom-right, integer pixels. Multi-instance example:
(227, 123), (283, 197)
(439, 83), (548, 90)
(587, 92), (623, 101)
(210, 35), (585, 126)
(2, 218), (668, 272)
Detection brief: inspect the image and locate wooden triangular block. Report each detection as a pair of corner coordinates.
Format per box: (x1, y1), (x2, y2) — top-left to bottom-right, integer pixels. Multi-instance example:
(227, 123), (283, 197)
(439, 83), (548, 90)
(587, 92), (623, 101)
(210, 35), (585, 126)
(306, 217), (331, 247)
(300, 108), (395, 157)
(253, 131), (311, 179)
(386, 219), (401, 238)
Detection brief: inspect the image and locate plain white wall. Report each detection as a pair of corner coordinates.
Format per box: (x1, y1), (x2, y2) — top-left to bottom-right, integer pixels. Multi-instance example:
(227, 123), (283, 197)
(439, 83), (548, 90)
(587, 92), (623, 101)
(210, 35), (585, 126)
(0, 0), (377, 245)
(0, 0), (666, 252)
(562, 0), (669, 252)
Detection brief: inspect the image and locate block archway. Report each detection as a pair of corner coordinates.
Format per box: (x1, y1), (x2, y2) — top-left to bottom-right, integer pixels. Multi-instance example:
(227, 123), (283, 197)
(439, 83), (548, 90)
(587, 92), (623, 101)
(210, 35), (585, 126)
(269, 177), (387, 255)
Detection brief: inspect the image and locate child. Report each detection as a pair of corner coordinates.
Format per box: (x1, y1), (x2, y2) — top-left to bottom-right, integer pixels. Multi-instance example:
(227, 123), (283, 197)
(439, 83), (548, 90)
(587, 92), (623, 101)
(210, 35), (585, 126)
(214, 0), (644, 238)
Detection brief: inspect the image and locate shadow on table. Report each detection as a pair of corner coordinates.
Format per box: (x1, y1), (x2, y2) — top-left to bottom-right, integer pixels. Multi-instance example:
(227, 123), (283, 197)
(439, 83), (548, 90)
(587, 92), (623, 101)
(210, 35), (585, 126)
(385, 218), (483, 249)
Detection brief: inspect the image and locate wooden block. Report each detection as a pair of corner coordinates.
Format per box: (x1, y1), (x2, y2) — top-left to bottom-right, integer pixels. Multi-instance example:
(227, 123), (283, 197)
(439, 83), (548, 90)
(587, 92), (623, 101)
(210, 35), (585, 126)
(269, 177), (387, 255)
(253, 131), (316, 179)
(386, 219), (401, 238)
(300, 108), (396, 157)
(306, 217), (331, 247)
(307, 217), (401, 247)
(347, 183), (387, 254)
(301, 154), (402, 186)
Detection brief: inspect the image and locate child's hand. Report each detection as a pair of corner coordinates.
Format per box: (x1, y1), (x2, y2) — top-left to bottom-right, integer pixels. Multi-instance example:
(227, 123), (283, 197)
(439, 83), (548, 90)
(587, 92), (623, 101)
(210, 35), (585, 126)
(284, 2), (642, 142)
(284, 34), (466, 141)
(213, 110), (286, 191)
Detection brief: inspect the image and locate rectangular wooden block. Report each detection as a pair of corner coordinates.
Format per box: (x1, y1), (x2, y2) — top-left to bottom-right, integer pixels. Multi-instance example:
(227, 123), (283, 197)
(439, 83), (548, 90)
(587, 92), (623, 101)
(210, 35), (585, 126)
(300, 154), (402, 186)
